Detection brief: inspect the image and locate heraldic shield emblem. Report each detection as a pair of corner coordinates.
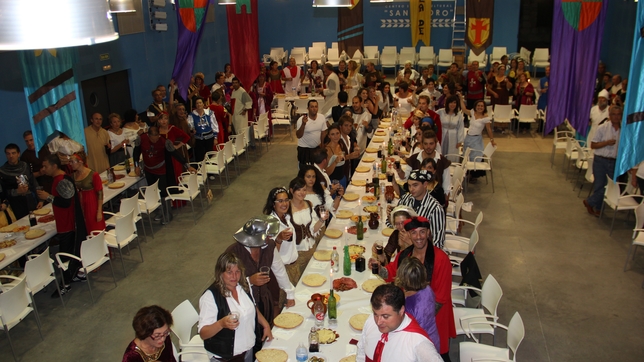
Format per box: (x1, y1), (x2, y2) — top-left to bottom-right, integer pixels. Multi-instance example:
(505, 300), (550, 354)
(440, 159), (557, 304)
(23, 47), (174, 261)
(562, 0), (603, 31)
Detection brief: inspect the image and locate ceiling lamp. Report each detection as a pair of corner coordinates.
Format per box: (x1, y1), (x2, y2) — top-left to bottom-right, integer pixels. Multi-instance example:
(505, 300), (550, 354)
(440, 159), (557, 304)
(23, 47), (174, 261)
(218, 0), (236, 4)
(0, 0), (119, 51)
(109, 0), (137, 13)
(312, 0), (353, 7)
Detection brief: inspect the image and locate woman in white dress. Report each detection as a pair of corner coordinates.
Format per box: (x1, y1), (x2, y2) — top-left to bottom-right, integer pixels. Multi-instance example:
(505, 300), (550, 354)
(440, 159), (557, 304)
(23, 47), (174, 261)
(436, 95), (464, 162)
(345, 60), (363, 102)
(394, 82), (415, 114)
(263, 187), (299, 283)
(378, 82), (394, 115)
(288, 177), (329, 252)
(459, 96), (496, 182)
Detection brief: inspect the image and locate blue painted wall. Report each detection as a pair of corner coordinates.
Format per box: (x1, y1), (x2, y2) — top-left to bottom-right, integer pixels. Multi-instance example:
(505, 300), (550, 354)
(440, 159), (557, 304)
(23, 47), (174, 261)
(600, 0), (638, 78)
(0, 3), (229, 151)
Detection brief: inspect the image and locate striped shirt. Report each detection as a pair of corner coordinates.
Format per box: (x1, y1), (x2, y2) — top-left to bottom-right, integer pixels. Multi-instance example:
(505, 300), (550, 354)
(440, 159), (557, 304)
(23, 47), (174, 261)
(395, 191), (446, 248)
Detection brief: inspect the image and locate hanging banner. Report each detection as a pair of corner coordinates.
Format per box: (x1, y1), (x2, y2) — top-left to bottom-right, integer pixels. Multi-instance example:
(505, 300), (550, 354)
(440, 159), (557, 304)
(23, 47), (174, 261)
(338, 0), (364, 57)
(171, 0), (213, 100)
(465, 0), (494, 56)
(410, 0), (432, 47)
(227, 0), (259, 89)
(19, 48), (86, 151)
(545, 0), (608, 136)
(615, 1), (644, 179)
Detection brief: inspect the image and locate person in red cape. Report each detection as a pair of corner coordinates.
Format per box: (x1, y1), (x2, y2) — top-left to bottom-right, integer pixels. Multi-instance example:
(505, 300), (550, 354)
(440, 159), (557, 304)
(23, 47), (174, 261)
(370, 216), (456, 360)
(158, 113), (191, 207)
(403, 95), (442, 145)
(357, 283), (442, 362)
(282, 57), (303, 94)
(209, 90), (230, 146)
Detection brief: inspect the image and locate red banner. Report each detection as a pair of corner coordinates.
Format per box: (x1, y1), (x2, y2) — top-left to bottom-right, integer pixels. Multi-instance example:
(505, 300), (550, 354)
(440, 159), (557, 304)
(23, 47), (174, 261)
(226, 0), (259, 90)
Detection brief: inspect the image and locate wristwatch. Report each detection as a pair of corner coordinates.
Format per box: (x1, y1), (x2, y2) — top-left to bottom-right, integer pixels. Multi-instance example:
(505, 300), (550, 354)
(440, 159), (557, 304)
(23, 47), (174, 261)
(47, 195), (54, 203)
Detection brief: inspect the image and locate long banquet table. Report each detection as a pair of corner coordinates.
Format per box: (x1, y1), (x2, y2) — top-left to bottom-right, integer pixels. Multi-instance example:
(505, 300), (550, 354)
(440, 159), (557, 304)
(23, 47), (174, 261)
(0, 165), (144, 270)
(263, 120), (401, 361)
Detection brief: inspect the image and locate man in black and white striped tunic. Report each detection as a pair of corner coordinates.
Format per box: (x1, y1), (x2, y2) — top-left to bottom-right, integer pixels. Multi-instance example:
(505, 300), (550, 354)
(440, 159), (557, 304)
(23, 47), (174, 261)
(393, 169), (445, 248)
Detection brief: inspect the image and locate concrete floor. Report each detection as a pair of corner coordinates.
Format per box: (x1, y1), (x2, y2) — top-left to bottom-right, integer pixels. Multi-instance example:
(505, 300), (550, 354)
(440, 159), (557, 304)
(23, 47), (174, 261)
(1, 130), (643, 361)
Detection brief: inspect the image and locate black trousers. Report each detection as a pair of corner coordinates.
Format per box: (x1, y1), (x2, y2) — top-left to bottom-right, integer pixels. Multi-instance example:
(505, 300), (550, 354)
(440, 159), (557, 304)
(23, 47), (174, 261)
(194, 137), (214, 163)
(58, 231), (81, 286)
(297, 146), (318, 168)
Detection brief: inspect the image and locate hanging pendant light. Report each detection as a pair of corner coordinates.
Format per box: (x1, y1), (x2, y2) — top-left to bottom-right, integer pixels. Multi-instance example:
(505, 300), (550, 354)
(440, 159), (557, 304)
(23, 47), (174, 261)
(0, 0), (119, 50)
(109, 0), (137, 13)
(312, 0), (353, 7)
(218, 0), (236, 5)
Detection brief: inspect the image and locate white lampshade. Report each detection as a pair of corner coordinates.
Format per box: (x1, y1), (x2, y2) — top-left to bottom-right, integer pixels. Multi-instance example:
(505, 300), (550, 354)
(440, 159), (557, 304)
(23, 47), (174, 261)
(109, 0), (137, 13)
(313, 0), (353, 6)
(0, 0), (119, 50)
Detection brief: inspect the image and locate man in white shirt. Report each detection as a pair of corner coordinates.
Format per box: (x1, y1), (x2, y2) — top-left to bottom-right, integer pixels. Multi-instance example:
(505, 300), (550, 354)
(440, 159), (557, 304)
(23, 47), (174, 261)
(296, 100), (328, 167)
(584, 105), (622, 216)
(398, 60), (420, 82)
(283, 57), (302, 95)
(587, 89), (610, 142)
(357, 283), (442, 362)
(610, 74), (622, 98)
(321, 63), (340, 115)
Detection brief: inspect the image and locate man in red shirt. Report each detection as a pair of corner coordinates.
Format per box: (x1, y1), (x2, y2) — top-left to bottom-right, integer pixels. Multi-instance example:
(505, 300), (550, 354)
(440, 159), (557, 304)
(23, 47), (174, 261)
(133, 127), (196, 224)
(465, 61), (486, 126)
(38, 155), (88, 297)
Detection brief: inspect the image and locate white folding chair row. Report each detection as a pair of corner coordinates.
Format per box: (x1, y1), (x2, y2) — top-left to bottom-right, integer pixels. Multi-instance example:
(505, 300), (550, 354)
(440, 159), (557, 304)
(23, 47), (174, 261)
(290, 47), (306, 66)
(55, 231), (118, 303)
(448, 230), (480, 277)
(468, 49), (488, 69)
(489, 47), (507, 64)
(492, 105), (513, 131)
(562, 137), (584, 178)
(253, 113), (271, 153)
(572, 147), (592, 191)
(307, 46), (325, 66)
(204, 150), (229, 188)
(363, 45), (380, 66)
(600, 176), (644, 235)
(532, 48), (550, 77)
(550, 128), (574, 168)
(436, 49), (454, 72)
(399, 47), (417, 66)
(171, 300), (207, 354)
(105, 194), (146, 240)
(166, 173), (204, 225)
(230, 129), (250, 169)
(380, 46), (397, 72)
(459, 311), (524, 362)
(416, 46), (436, 68)
(445, 212), (483, 254)
(513, 104), (538, 137)
(186, 158), (210, 195)
(326, 48), (341, 66)
(625, 203), (644, 271)
(452, 275), (503, 340)
(271, 99), (293, 140)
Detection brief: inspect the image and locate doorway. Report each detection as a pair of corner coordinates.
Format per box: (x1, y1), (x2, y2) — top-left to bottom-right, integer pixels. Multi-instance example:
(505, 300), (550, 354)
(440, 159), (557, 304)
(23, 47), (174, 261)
(517, 0), (554, 52)
(81, 70), (132, 127)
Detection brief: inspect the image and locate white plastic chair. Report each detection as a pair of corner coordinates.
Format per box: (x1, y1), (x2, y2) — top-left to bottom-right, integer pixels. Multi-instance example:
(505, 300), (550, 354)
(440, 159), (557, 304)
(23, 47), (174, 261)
(229, 131), (250, 169)
(271, 100), (293, 139)
(55, 231), (118, 303)
(513, 104), (538, 137)
(350, 49), (364, 67)
(185, 158), (210, 195)
(102, 210), (142, 276)
(24, 247), (65, 308)
(468, 50), (488, 69)
(625, 203), (644, 271)
(532, 48), (550, 77)
(452, 275), (503, 339)
(399, 47), (417, 67)
(307, 47), (324, 66)
(105, 194), (146, 240)
(417, 46), (436, 68)
(253, 114), (271, 153)
(489, 47), (507, 64)
(326, 48), (340, 67)
(290, 47), (306, 66)
(600, 176), (644, 235)
(363, 46), (380, 66)
(492, 105), (513, 132)
(550, 128), (574, 168)
(572, 147), (592, 190)
(459, 312), (524, 362)
(577, 156), (594, 197)
(0, 278), (43, 362)
(204, 149), (229, 188)
(171, 300), (207, 352)
(445, 212), (483, 255)
(436, 49), (454, 72)
(380, 47), (397, 73)
(448, 230), (480, 277)
(269, 47), (286, 66)
(138, 180), (164, 238)
(166, 173), (204, 225)
(465, 143), (497, 192)
(562, 137), (584, 178)
(445, 194), (465, 234)
(172, 341), (210, 362)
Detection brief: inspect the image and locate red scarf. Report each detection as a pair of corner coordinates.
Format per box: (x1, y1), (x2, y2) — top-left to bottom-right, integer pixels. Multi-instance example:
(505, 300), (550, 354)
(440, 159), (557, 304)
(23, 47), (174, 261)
(287, 66), (298, 78)
(366, 313), (429, 362)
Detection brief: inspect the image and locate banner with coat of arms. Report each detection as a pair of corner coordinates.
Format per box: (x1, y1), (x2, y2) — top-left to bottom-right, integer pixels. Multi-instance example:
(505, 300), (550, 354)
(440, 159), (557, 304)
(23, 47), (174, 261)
(465, 0), (494, 56)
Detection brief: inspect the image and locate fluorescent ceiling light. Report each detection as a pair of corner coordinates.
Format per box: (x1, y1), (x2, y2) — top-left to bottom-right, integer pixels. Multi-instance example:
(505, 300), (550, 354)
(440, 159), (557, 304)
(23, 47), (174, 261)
(109, 0), (137, 13)
(0, 0), (118, 50)
(218, 0), (236, 4)
(313, 0), (353, 7)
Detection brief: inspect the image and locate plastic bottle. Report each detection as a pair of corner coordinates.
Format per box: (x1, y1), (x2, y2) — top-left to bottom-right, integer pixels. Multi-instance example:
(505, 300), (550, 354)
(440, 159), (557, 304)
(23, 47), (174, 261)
(331, 246), (339, 273)
(327, 290), (337, 321)
(296, 342), (308, 362)
(343, 245), (352, 276)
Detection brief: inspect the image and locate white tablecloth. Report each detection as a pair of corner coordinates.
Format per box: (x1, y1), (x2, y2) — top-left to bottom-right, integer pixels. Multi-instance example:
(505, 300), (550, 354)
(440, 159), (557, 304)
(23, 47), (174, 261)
(263, 126), (399, 361)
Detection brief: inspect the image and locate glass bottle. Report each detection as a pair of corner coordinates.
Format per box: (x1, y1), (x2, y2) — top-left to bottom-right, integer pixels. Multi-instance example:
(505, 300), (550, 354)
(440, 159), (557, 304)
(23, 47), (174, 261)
(356, 216), (364, 241)
(327, 290), (337, 321)
(343, 245), (352, 276)
(331, 246), (339, 273)
(308, 327), (320, 353)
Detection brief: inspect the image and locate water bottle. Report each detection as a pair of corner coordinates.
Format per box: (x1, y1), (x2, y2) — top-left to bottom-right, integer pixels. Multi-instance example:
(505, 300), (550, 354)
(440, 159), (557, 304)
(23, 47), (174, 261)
(331, 246), (339, 273)
(296, 342), (308, 362)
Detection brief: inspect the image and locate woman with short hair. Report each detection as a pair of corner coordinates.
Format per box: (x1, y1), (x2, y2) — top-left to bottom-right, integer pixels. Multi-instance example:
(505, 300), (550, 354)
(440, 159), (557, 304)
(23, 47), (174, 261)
(122, 305), (176, 362)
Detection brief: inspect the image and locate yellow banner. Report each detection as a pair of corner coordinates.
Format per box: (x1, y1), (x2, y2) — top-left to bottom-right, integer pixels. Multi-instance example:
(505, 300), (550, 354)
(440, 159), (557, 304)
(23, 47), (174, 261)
(410, 0), (431, 47)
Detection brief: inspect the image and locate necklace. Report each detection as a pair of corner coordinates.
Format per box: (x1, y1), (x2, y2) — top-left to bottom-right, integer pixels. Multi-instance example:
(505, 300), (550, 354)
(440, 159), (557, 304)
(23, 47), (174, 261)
(134, 340), (164, 362)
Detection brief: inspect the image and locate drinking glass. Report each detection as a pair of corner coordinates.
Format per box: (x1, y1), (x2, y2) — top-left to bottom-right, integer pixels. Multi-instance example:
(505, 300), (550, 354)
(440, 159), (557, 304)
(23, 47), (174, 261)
(260, 266), (270, 275)
(319, 205), (328, 220)
(229, 311), (240, 322)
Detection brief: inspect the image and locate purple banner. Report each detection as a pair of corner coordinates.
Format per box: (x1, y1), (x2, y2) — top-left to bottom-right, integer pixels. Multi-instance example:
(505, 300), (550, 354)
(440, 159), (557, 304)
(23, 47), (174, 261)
(171, 0), (213, 101)
(545, 0), (609, 136)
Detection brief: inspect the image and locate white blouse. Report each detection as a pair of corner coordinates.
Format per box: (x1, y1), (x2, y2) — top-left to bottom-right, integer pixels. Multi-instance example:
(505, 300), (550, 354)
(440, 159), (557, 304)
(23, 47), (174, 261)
(198, 284), (256, 358)
(272, 212), (298, 265)
(292, 203), (320, 252)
